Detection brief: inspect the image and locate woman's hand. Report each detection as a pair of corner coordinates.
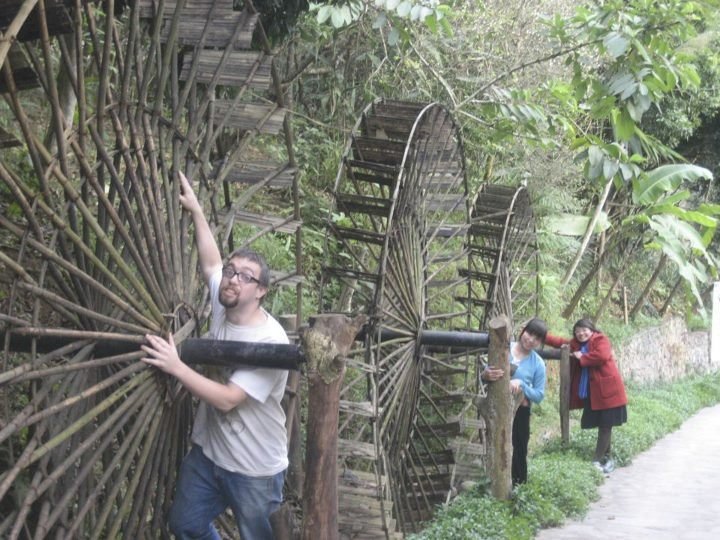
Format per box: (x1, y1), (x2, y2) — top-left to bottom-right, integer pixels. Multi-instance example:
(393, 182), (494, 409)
(481, 366), (504, 382)
(510, 379), (523, 395)
(572, 351), (583, 360)
(141, 334), (185, 377)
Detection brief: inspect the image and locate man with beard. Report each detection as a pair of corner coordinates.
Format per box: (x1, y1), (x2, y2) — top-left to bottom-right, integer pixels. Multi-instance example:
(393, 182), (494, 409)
(141, 171), (289, 540)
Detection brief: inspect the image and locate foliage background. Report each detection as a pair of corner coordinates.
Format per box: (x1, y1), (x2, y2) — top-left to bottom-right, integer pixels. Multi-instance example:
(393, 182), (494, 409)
(2, 0), (720, 536)
(262, 0), (720, 332)
(3, 0), (719, 327)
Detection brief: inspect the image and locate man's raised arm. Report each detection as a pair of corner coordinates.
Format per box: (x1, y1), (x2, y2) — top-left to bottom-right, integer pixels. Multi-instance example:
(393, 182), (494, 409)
(178, 171), (223, 283)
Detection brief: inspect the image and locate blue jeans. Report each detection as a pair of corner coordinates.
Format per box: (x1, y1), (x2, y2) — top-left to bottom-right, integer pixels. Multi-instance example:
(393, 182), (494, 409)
(168, 445), (285, 540)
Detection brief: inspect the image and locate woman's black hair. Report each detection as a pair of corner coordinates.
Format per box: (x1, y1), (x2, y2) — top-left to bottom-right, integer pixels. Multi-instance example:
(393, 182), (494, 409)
(520, 317), (547, 343)
(573, 318), (599, 334)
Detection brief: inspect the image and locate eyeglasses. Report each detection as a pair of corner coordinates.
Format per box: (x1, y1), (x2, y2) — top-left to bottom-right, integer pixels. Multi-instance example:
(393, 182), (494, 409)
(221, 265), (260, 284)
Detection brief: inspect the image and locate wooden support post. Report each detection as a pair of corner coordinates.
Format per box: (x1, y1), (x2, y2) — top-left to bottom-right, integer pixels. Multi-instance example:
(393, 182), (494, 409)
(278, 315), (303, 499)
(559, 345), (571, 445)
(478, 315), (513, 500)
(285, 374), (303, 488)
(300, 314), (366, 540)
(273, 316), (302, 540)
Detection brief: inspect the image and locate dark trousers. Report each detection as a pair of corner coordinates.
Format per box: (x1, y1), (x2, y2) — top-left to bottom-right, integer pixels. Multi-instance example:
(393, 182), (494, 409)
(512, 405), (531, 486)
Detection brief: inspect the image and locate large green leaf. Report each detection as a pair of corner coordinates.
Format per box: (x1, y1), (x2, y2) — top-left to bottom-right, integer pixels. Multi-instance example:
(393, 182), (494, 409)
(542, 212), (611, 236)
(649, 214), (715, 267)
(613, 108), (635, 141)
(632, 164), (713, 205)
(651, 206), (718, 228)
(698, 203), (720, 215)
(603, 31), (631, 58)
(649, 214), (702, 249)
(647, 215), (716, 313)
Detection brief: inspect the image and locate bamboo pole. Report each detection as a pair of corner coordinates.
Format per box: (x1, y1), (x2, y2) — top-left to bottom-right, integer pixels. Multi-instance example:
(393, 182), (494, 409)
(43, 387), (159, 536)
(10, 380), (157, 531)
(561, 177), (613, 288)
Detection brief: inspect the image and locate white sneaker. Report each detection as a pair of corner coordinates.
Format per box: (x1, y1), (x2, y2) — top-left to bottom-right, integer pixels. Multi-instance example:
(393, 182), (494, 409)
(602, 459), (616, 473)
(592, 461), (604, 472)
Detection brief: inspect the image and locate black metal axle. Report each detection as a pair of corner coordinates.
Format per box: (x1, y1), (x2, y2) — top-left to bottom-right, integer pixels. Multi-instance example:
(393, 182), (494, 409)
(2, 326), (560, 372)
(1, 331), (305, 371)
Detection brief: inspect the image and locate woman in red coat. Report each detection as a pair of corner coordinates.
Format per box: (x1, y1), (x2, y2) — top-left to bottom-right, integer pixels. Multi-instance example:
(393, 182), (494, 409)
(545, 319), (627, 474)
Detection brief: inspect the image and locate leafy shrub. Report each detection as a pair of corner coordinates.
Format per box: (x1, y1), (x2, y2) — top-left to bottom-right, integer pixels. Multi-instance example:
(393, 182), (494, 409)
(517, 452), (601, 528)
(410, 492), (535, 540)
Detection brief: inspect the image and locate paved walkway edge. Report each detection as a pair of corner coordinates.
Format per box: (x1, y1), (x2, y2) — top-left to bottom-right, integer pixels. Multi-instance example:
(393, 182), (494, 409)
(535, 404), (720, 540)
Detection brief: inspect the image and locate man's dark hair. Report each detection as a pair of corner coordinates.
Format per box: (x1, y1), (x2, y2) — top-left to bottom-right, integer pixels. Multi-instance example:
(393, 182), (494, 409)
(228, 248), (271, 289)
(520, 317), (548, 342)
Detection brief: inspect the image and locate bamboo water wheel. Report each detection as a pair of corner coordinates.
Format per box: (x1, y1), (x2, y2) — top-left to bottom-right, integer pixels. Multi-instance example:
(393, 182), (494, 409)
(320, 99), (540, 537)
(467, 184), (539, 330)
(0, 1), (300, 537)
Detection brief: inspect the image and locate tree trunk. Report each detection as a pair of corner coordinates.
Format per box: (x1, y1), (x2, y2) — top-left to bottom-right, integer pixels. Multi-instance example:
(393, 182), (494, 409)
(300, 314), (366, 540)
(594, 238), (641, 321)
(278, 315), (303, 500)
(270, 504), (296, 540)
(477, 316), (514, 500)
(597, 230), (606, 293)
(660, 277), (683, 316)
(285, 370), (303, 496)
(562, 231), (637, 319)
(561, 177), (614, 288)
(562, 234), (619, 319)
(629, 253), (667, 319)
(276, 316), (302, 539)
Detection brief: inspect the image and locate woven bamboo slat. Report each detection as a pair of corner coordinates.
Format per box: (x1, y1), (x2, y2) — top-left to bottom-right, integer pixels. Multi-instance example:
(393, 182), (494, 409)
(137, 0), (229, 19)
(337, 439), (377, 460)
(180, 50), (273, 88)
(223, 161), (296, 188)
(137, 1), (257, 47)
(0, 0), (73, 41)
(164, 11), (257, 48)
(0, 46), (39, 93)
(212, 101), (286, 133)
(0, 126), (21, 148)
(219, 209), (301, 234)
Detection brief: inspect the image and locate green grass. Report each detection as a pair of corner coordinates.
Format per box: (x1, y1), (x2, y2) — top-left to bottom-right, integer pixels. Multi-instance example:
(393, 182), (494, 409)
(409, 371), (720, 539)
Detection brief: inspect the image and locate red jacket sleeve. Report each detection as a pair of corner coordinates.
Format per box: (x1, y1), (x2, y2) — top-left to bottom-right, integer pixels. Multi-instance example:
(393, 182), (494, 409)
(578, 333), (613, 367)
(544, 333), (569, 349)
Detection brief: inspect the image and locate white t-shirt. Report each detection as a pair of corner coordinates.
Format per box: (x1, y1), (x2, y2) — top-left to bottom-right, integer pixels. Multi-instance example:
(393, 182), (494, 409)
(191, 269), (290, 476)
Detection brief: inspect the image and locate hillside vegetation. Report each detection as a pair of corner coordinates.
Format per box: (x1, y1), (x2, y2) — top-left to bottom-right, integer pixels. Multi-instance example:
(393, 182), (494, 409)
(276, 0), (720, 330)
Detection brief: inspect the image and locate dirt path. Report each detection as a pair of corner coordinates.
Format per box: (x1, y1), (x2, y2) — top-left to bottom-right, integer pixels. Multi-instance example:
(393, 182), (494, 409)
(535, 404), (720, 540)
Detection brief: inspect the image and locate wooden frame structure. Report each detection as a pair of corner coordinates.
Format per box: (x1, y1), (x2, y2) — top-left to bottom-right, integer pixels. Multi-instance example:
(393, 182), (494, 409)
(0, 2), (542, 538)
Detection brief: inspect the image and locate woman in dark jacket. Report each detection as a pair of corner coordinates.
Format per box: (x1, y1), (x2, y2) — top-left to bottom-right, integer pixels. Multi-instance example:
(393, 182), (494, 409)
(545, 319), (627, 473)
